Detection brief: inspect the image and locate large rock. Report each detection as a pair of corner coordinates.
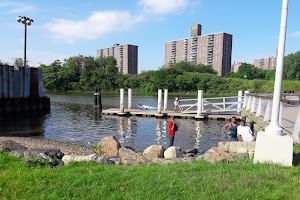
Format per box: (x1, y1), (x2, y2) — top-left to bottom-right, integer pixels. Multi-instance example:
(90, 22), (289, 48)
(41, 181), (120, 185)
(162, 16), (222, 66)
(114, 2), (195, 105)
(62, 154), (96, 165)
(0, 140), (27, 152)
(164, 147), (183, 158)
(23, 148), (64, 159)
(218, 142), (256, 153)
(143, 145), (165, 161)
(152, 158), (194, 165)
(98, 136), (121, 157)
(229, 152), (249, 159)
(95, 156), (122, 165)
(183, 148), (198, 154)
(203, 147), (233, 164)
(119, 147), (149, 165)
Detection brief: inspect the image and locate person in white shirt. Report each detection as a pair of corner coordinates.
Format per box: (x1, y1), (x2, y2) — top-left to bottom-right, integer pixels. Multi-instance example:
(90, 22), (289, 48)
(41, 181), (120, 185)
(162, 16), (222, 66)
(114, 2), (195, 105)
(237, 120), (255, 142)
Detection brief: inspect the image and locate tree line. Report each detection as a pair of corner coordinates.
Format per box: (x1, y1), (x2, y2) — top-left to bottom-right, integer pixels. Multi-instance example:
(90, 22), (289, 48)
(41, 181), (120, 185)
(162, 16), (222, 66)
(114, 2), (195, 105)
(225, 51), (300, 81)
(2, 51), (299, 94)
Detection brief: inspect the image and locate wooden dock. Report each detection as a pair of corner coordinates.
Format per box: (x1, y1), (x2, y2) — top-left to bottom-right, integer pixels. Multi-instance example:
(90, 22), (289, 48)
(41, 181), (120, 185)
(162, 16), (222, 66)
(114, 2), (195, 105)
(102, 108), (240, 120)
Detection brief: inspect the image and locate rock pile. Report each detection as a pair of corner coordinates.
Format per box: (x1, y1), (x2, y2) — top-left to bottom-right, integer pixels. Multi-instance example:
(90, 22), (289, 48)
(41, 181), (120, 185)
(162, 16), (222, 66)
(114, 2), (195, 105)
(0, 136), (255, 166)
(0, 140), (64, 166)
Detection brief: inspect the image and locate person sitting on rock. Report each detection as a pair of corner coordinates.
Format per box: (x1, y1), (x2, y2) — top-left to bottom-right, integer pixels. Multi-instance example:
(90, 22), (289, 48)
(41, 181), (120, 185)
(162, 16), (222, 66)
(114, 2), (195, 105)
(223, 117), (239, 141)
(237, 120), (255, 142)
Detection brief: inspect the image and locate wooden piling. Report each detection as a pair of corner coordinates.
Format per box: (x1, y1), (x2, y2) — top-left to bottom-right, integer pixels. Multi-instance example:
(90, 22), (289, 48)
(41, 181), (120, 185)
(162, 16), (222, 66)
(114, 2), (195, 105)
(157, 89), (162, 114)
(120, 88), (124, 113)
(164, 89), (168, 111)
(128, 88), (132, 110)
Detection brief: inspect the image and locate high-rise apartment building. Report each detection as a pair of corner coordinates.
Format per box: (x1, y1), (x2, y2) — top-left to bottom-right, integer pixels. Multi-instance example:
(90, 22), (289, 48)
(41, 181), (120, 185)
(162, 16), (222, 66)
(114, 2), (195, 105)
(165, 23), (233, 76)
(96, 43), (138, 74)
(231, 62), (242, 72)
(254, 56), (277, 70)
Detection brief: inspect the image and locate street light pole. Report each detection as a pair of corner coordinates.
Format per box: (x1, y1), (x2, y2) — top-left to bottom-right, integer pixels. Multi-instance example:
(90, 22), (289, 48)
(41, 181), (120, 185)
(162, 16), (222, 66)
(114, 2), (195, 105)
(16, 16), (34, 67)
(252, 0), (293, 167)
(265, 0), (289, 136)
(24, 22), (27, 67)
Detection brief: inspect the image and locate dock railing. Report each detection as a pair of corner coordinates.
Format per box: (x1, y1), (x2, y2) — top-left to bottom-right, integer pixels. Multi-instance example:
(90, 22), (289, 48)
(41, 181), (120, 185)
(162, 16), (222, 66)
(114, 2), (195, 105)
(244, 93), (300, 142)
(178, 90), (244, 114)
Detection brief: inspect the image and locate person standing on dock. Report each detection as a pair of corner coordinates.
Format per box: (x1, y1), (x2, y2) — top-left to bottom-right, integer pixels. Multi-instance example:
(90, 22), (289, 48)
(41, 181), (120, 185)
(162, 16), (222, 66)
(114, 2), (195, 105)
(168, 117), (178, 147)
(223, 117), (239, 141)
(174, 95), (180, 112)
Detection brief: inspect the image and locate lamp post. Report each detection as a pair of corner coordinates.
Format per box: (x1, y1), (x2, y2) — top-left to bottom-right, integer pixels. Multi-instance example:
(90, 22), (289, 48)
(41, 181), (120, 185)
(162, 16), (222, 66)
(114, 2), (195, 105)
(265, 0), (288, 136)
(16, 16), (34, 67)
(253, 0), (293, 167)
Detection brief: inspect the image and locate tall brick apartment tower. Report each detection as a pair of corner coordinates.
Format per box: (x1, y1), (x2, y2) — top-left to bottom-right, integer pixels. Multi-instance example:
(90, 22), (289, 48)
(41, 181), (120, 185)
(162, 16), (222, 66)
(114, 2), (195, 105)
(165, 24), (232, 76)
(96, 44), (138, 75)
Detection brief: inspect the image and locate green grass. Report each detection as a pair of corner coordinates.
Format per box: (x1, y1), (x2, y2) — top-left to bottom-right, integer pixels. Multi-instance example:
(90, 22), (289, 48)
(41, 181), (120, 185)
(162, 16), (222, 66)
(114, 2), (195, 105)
(0, 145), (300, 199)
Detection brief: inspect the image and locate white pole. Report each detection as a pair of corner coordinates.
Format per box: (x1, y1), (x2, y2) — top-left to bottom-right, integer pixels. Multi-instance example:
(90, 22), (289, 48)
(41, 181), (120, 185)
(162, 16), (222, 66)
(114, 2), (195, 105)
(157, 89), (162, 114)
(265, 0), (288, 136)
(250, 96), (256, 113)
(164, 89), (168, 111)
(264, 99), (271, 122)
(197, 90), (203, 117)
(246, 96), (252, 111)
(243, 91), (249, 108)
(292, 106), (300, 141)
(128, 88), (132, 110)
(237, 90), (243, 114)
(256, 98), (262, 117)
(120, 88), (124, 113)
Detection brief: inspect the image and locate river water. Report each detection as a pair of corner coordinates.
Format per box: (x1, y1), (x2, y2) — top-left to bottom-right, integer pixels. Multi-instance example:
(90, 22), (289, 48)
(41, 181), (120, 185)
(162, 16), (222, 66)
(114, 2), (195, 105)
(0, 93), (230, 153)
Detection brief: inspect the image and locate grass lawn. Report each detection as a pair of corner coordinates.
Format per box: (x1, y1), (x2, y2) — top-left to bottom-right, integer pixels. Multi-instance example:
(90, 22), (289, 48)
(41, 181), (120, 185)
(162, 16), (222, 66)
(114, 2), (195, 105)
(0, 146), (299, 200)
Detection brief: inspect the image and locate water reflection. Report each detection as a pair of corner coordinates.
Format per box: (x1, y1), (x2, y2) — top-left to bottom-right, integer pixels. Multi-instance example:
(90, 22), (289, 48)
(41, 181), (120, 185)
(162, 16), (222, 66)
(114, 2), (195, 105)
(194, 121), (202, 149)
(0, 111), (49, 136)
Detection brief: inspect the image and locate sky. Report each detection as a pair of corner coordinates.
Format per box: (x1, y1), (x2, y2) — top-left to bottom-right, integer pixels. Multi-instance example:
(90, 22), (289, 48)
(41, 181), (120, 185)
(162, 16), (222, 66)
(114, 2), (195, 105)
(0, 0), (300, 73)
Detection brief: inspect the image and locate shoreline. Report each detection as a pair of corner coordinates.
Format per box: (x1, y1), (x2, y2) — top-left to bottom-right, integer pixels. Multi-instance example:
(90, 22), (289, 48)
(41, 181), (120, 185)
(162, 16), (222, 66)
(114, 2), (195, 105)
(0, 136), (93, 155)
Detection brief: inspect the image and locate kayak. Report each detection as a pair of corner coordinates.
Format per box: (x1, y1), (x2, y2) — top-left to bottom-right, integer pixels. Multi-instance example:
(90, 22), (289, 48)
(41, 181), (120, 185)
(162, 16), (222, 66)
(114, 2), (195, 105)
(137, 104), (162, 110)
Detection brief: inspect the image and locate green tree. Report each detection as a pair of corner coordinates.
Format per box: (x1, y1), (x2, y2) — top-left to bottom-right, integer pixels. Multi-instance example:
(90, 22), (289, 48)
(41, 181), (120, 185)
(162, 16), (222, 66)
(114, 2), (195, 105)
(14, 58), (24, 68)
(283, 51), (300, 80)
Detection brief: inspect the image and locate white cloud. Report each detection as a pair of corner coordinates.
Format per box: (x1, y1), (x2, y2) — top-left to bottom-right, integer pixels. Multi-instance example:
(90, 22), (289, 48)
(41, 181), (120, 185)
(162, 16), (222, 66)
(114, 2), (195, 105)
(139, 0), (189, 14)
(44, 11), (143, 44)
(290, 31), (300, 38)
(0, 2), (35, 14)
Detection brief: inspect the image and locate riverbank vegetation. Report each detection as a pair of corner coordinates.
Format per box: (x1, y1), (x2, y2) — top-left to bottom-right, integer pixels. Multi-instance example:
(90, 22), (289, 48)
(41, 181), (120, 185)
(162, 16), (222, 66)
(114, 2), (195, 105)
(0, 145), (299, 199)
(38, 52), (300, 95)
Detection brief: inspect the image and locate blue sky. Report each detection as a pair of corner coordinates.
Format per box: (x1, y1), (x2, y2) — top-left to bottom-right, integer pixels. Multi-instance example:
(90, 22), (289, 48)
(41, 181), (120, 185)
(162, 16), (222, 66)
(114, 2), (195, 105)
(0, 0), (299, 72)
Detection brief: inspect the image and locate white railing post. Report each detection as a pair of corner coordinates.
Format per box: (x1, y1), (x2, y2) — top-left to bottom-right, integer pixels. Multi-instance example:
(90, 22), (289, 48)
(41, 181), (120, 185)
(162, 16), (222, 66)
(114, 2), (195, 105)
(256, 98), (262, 117)
(196, 90), (203, 118)
(128, 88), (132, 110)
(120, 88), (124, 113)
(237, 90), (243, 114)
(292, 106), (300, 141)
(223, 97), (226, 110)
(157, 89), (162, 114)
(243, 91), (249, 108)
(164, 89), (168, 111)
(246, 95), (252, 110)
(264, 99), (271, 122)
(250, 96), (256, 113)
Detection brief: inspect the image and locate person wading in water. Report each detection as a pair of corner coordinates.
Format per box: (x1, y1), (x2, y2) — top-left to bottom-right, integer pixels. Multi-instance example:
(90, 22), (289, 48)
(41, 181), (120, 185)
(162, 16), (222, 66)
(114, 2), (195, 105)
(223, 117), (239, 141)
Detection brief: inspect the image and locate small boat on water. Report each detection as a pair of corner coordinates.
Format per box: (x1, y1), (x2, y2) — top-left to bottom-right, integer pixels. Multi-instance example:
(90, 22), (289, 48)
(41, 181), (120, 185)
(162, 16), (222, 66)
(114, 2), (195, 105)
(137, 104), (162, 110)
